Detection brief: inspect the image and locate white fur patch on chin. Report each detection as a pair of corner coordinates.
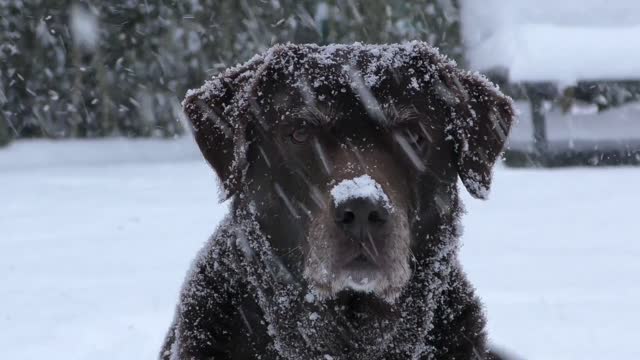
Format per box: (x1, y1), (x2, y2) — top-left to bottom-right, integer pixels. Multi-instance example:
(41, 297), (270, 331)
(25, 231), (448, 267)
(310, 278), (403, 304)
(343, 276), (378, 292)
(306, 270), (404, 304)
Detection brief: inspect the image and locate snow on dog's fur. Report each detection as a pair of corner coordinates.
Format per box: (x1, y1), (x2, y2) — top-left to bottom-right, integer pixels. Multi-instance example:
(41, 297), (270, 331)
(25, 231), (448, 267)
(161, 42), (516, 360)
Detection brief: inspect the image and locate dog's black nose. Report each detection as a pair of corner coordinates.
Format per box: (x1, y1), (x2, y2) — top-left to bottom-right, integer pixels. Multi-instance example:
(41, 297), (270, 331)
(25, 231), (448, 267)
(335, 197), (389, 240)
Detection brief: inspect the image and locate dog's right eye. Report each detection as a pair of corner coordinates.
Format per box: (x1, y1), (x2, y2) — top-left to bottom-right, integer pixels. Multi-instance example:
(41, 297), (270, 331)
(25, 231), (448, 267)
(291, 128), (310, 144)
(406, 125), (431, 153)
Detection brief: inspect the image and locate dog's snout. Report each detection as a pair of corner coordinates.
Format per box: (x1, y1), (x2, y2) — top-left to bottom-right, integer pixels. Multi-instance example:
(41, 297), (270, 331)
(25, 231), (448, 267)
(335, 197), (389, 239)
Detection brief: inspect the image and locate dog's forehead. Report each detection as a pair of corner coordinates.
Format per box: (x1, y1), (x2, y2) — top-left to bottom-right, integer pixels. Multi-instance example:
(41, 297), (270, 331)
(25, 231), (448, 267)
(260, 44), (430, 98)
(255, 44), (448, 130)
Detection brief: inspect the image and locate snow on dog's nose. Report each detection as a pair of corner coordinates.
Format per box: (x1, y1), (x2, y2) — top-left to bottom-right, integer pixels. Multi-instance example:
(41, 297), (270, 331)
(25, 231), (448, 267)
(330, 175), (393, 212)
(331, 175), (393, 244)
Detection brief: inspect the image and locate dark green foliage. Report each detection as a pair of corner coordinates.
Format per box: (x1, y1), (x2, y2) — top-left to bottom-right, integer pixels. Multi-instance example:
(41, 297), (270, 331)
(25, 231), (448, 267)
(0, 0), (462, 140)
(0, 114), (9, 147)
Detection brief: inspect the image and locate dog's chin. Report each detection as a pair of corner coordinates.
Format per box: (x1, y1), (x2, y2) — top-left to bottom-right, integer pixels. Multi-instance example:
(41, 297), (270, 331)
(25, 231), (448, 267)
(308, 268), (405, 304)
(337, 269), (381, 293)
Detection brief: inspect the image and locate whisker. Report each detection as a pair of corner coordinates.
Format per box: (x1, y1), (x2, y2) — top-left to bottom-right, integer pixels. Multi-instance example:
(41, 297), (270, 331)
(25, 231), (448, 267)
(366, 231), (380, 257)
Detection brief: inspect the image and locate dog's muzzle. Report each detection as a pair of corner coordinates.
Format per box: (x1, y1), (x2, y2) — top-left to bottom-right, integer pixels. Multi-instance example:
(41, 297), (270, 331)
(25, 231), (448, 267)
(330, 175), (393, 277)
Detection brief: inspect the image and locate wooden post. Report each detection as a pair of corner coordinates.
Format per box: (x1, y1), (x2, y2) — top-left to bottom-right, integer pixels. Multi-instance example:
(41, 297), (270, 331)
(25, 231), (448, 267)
(528, 88), (549, 165)
(531, 97), (547, 152)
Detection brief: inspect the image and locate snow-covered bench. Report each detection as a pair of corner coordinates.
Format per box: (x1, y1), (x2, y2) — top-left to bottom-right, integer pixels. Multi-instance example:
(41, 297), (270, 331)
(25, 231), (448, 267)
(461, 0), (640, 166)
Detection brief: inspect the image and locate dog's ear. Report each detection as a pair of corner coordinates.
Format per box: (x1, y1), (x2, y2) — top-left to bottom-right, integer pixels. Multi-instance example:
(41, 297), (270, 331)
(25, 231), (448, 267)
(440, 70), (515, 199)
(183, 60), (263, 200)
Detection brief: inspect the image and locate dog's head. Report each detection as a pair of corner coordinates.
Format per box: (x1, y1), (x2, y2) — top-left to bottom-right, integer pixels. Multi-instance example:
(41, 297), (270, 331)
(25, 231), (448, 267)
(184, 42), (514, 303)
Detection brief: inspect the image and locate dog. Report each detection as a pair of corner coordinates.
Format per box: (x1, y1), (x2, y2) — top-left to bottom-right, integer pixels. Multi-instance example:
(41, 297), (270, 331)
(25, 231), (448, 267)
(161, 41), (515, 360)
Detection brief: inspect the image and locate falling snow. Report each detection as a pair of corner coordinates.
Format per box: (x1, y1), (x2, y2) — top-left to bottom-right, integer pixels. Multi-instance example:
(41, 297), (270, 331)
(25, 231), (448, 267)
(70, 5), (99, 50)
(2, 2), (639, 359)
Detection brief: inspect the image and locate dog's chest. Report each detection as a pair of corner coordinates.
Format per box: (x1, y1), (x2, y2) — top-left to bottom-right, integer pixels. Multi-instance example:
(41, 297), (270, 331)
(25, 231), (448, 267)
(233, 288), (433, 360)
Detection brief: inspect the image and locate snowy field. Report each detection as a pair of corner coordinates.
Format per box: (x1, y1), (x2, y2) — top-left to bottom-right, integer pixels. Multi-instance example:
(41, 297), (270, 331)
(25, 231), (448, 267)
(1, 138), (639, 360)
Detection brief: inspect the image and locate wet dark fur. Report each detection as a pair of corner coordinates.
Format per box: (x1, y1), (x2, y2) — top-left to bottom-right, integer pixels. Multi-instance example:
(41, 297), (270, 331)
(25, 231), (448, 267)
(161, 43), (515, 360)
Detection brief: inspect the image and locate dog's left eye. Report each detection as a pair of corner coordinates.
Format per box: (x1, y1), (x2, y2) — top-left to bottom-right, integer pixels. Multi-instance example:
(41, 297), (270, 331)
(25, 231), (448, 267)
(406, 126), (430, 152)
(291, 128), (310, 144)
(412, 133), (427, 151)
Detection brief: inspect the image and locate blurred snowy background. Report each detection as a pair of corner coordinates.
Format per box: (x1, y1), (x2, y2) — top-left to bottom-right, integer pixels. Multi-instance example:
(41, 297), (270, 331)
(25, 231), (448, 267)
(1, 1), (639, 359)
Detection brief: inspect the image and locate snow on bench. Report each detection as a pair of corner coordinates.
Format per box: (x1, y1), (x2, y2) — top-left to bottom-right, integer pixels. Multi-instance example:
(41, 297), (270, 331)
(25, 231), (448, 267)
(462, 0), (640, 83)
(460, 0), (640, 165)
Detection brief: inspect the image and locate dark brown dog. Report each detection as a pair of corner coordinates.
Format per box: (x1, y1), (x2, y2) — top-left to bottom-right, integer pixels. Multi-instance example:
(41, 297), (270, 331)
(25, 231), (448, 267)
(161, 42), (515, 360)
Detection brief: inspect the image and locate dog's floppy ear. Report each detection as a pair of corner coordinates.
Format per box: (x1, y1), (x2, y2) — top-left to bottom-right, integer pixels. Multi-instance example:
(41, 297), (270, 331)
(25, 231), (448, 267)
(182, 59), (263, 200)
(440, 70), (515, 199)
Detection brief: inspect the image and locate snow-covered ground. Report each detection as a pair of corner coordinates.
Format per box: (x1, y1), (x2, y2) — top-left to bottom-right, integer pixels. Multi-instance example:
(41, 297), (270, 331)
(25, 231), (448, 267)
(1, 139), (639, 360)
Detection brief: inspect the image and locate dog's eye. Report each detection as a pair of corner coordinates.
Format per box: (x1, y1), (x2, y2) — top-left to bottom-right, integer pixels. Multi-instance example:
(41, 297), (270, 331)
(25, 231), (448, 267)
(291, 128), (310, 144)
(413, 133), (427, 150)
(404, 131), (422, 148)
(406, 127), (430, 152)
